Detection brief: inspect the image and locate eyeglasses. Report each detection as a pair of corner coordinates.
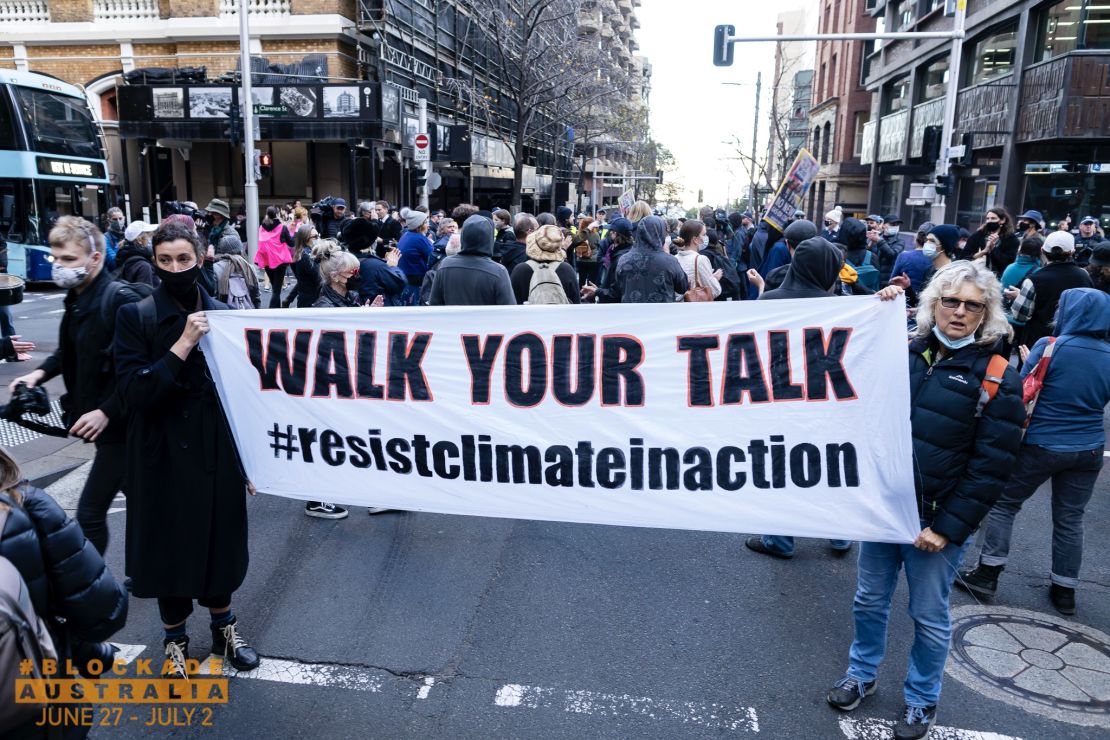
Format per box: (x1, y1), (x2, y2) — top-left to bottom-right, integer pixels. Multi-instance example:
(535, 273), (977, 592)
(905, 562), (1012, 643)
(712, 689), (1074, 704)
(939, 297), (986, 314)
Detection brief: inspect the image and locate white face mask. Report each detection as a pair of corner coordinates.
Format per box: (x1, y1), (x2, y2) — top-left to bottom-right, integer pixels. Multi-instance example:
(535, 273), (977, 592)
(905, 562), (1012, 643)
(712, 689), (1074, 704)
(51, 261), (89, 289)
(887, 226), (900, 235)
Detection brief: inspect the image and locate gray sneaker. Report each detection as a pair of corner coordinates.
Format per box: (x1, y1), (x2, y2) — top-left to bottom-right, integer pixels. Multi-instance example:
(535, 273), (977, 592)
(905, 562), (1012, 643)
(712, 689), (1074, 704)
(827, 675), (877, 711)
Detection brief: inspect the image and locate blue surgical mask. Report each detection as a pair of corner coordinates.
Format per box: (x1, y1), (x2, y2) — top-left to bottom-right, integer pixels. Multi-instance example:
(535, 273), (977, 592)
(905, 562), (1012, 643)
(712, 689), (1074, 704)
(922, 244), (938, 259)
(932, 324), (977, 350)
(887, 226), (900, 236)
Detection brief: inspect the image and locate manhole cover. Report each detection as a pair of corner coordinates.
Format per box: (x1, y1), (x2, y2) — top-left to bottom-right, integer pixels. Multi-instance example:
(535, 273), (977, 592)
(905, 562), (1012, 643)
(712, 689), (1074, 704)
(947, 605), (1110, 728)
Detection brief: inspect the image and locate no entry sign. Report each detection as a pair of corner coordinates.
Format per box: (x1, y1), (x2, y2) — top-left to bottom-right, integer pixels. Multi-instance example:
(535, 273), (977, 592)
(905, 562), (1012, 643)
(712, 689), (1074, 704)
(414, 133), (430, 162)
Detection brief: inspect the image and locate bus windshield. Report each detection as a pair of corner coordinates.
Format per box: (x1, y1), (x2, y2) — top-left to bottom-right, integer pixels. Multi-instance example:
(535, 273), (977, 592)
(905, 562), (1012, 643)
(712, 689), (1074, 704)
(13, 87), (101, 159)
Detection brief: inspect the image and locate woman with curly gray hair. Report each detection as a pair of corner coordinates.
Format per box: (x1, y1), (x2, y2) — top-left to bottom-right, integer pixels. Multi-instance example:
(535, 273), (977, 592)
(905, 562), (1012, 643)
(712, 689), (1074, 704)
(828, 260), (1026, 739)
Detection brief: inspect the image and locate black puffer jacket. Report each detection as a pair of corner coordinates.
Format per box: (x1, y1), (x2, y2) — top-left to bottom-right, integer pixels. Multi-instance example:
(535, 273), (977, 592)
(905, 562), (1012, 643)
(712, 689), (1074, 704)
(908, 337), (1025, 544)
(0, 484), (128, 641)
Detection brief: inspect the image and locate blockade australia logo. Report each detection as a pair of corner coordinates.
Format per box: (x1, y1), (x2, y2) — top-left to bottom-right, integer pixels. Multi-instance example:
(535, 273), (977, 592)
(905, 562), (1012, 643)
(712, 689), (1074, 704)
(16, 656), (228, 729)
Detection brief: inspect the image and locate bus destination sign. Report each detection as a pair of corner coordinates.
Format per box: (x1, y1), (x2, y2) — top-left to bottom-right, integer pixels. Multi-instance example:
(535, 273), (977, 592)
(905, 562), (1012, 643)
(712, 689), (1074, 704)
(36, 157), (105, 179)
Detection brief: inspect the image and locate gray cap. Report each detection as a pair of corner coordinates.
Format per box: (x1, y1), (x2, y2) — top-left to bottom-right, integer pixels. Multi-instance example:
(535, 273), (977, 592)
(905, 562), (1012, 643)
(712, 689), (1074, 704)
(783, 219), (818, 246)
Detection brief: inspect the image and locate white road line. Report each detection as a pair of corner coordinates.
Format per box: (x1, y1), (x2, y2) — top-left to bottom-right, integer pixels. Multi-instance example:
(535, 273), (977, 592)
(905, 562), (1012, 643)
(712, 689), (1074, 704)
(1104, 451), (1109, 458)
(46, 309), (66, 314)
(493, 683), (759, 732)
(839, 717), (1021, 740)
(112, 643), (146, 666)
(416, 676), (435, 699)
(197, 654), (383, 693)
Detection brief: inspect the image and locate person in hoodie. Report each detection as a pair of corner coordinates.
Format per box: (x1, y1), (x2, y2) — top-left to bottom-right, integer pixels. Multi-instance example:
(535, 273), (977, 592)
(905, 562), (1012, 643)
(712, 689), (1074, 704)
(610, 215), (688, 303)
(957, 288), (1110, 616)
(745, 235), (855, 560)
(429, 214), (516, 306)
(116, 221), (159, 287)
(756, 222), (792, 282)
(834, 217), (880, 294)
(756, 219), (819, 293)
(581, 217), (635, 303)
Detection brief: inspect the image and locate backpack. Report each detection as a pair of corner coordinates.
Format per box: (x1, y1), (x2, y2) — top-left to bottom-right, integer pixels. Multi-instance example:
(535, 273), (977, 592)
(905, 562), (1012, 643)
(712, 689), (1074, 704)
(848, 250), (880, 292)
(974, 354), (1011, 418)
(525, 261), (570, 305)
(0, 495), (58, 734)
(702, 248), (741, 300)
(99, 280), (155, 327)
(223, 258), (256, 310)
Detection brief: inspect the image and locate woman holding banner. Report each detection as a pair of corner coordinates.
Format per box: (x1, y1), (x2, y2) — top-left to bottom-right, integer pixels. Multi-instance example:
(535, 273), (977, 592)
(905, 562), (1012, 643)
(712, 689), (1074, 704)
(827, 261), (1025, 740)
(114, 220), (261, 680)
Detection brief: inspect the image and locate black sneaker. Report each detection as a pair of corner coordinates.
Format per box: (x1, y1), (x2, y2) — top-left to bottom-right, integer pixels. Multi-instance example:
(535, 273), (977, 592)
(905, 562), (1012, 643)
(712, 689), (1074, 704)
(1050, 584), (1076, 615)
(894, 704), (937, 740)
(826, 675), (876, 711)
(162, 635), (190, 680)
(211, 618), (260, 671)
(954, 563), (1002, 598)
(305, 501), (349, 519)
(744, 536), (793, 559)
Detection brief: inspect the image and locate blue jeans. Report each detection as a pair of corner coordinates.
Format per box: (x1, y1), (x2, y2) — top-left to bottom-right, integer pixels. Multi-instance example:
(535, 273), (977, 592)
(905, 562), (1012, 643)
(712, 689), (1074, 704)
(400, 284), (422, 306)
(979, 445), (1104, 588)
(0, 305), (14, 337)
(846, 536), (970, 707)
(761, 535), (852, 555)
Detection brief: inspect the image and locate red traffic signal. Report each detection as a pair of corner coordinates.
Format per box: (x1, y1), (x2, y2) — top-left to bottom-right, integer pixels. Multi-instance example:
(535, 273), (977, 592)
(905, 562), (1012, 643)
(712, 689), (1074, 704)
(259, 151), (272, 177)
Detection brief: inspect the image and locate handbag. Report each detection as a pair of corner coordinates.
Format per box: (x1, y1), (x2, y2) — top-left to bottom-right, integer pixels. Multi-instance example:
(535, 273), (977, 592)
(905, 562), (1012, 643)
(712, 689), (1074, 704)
(1021, 337), (1057, 428)
(683, 255), (714, 302)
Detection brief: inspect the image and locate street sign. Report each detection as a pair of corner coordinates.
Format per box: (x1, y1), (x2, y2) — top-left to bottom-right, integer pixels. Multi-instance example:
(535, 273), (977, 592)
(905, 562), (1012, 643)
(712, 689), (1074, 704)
(253, 103), (289, 116)
(426, 171), (442, 192)
(947, 144), (966, 160)
(414, 133), (430, 162)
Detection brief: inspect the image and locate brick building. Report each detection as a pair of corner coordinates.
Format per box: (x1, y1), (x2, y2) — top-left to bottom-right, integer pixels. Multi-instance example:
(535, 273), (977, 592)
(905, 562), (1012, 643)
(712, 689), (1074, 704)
(807, 0), (875, 220)
(1, 0), (651, 218)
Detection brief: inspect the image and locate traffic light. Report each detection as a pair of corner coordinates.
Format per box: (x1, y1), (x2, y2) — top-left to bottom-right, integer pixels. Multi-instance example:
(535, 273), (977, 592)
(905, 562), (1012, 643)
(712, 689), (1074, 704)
(413, 174), (428, 189)
(224, 106), (241, 147)
(259, 151), (272, 178)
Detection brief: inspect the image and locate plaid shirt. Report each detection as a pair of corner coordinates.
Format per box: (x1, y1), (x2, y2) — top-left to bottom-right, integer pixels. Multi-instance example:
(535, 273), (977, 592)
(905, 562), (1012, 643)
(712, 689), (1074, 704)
(1009, 278), (1036, 325)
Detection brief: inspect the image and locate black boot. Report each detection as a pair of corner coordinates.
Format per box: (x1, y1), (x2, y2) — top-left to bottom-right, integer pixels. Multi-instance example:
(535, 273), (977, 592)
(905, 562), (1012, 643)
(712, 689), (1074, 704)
(211, 618), (260, 671)
(162, 635), (191, 679)
(955, 562), (1003, 598)
(1049, 584), (1076, 615)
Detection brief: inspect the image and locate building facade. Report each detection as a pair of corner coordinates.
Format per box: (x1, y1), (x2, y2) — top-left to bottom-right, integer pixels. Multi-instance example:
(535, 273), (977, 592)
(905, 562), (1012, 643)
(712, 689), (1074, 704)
(768, 8), (816, 187)
(862, 0), (1110, 231)
(808, 0), (875, 220)
(0, 0), (651, 219)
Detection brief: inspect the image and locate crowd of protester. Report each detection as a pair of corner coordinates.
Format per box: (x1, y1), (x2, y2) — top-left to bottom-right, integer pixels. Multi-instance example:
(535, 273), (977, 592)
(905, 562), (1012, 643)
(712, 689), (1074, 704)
(0, 194), (1106, 740)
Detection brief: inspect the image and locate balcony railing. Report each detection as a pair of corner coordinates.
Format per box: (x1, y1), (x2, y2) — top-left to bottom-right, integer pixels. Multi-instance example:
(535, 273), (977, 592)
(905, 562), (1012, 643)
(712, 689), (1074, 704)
(0, 1), (49, 22)
(94, 0), (158, 22)
(908, 97), (944, 159)
(1017, 53), (1110, 142)
(219, 0), (291, 16)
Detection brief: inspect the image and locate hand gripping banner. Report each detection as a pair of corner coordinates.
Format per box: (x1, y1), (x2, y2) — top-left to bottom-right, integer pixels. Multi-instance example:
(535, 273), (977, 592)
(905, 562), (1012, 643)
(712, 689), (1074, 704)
(202, 296), (920, 543)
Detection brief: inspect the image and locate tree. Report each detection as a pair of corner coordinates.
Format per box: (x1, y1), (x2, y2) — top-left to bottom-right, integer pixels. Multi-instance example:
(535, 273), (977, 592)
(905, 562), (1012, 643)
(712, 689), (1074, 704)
(442, 0), (615, 213)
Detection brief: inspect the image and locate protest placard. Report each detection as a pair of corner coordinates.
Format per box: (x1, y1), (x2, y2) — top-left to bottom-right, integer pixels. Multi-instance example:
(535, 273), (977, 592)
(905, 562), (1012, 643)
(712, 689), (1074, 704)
(763, 148), (820, 231)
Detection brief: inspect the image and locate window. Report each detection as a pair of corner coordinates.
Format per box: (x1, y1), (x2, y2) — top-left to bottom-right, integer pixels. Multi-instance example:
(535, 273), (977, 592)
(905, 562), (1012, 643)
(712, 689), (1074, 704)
(813, 126), (822, 160)
(822, 121), (832, 164)
(0, 91), (19, 151)
(853, 111), (870, 158)
(830, 53), (838, 97)
(12, 88), (101, 159)
(887, 76), (911, 112)
(899, 1), (916, 30)
(860, 40), (876, 86)
(1038, 0), (1110, 61)
(969, 24), (1018, 85)
(922, 58), (949, 101)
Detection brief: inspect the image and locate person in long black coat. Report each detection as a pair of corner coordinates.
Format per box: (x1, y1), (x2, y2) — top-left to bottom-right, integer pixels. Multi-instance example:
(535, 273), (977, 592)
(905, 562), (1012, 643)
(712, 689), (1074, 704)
(113, 220), (260, 679)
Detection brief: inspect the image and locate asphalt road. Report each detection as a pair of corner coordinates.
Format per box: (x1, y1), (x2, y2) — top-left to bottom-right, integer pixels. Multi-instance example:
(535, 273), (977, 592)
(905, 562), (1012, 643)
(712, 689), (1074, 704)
(4, 285), (1109, 739)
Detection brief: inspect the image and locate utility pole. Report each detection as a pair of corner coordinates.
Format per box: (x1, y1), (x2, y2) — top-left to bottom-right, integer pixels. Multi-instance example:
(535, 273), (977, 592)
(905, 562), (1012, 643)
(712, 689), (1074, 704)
(237, 0), (259, 261)
(418, 97), (430, 209)
(592, 145), (598, 212)
(750, 71), (761, 215)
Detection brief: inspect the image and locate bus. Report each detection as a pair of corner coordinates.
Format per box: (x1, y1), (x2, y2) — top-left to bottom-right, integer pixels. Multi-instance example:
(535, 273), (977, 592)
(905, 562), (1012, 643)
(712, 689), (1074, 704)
(0, 69), (110, 281)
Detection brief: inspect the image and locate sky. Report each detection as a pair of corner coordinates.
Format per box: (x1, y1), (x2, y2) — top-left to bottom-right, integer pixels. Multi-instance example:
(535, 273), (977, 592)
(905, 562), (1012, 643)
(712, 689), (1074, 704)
(636, 0), (810, 210)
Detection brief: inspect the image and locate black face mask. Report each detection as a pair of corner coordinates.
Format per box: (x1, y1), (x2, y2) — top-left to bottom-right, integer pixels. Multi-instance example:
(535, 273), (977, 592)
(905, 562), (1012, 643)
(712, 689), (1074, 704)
(155, 264), (200, 304)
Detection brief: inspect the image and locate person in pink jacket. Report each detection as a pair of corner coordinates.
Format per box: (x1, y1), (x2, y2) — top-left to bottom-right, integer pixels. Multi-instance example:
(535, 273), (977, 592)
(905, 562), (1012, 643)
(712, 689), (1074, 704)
(255, 206), (293, 308)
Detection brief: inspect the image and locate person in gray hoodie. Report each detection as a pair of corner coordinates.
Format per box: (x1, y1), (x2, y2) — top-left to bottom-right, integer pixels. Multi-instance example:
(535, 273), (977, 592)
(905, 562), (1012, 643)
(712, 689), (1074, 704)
(428, 215), (515, 306)
(613, 215), (688, 303)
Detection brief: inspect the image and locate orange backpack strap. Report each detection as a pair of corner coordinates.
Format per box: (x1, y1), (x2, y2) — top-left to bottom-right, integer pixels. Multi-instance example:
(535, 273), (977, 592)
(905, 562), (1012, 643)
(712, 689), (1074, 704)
(975, 354), (1010, 418)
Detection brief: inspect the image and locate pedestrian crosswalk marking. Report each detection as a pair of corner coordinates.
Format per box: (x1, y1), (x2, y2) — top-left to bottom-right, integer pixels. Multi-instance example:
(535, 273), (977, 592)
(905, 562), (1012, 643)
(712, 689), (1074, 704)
(839, 716), (1021, 739)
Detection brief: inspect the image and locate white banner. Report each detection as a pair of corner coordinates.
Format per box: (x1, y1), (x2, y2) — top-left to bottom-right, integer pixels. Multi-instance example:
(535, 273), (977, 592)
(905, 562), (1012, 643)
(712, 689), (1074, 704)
(202, 296), (920, 543)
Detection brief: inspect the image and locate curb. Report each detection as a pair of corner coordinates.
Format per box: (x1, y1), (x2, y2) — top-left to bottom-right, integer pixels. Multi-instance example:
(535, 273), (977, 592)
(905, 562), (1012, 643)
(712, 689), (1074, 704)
(29, 461), (86, 490)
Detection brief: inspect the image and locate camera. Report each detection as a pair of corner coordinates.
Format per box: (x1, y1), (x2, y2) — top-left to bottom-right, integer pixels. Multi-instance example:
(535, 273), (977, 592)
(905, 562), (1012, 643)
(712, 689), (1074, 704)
(0, 382), (51, 421)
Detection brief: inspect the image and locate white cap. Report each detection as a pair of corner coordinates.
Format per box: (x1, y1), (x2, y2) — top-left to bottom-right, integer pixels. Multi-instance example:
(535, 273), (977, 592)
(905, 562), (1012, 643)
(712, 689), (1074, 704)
(124, 220), (157, 242)
(1042, 231), (1075, 253)
(824, 207), (842, 223)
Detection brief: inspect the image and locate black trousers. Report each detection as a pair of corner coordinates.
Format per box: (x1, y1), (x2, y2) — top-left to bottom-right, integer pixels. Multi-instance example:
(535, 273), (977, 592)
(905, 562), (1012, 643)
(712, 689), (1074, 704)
(158, 595), (233, 626)
(265, 265), (287, 309)
(76, 441), (126, 555)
